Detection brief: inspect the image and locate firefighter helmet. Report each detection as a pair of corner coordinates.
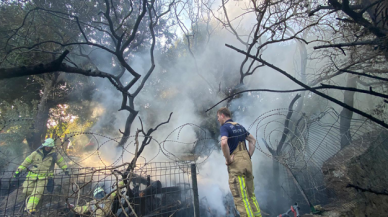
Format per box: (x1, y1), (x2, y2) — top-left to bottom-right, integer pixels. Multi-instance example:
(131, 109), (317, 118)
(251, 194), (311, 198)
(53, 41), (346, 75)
(42, 138), (55, 147)
(93, 186), (105, 199)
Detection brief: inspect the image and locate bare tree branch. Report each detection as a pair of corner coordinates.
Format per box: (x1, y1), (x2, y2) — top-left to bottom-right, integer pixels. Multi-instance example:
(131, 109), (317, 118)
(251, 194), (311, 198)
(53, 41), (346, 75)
(314, 40), (380, 50)
(0, 50), (69, 80)
(308, 4), (363, 16)
(206, 85), (388, 112)
(327, 0), (387, 38)
(225, 43), (388, 129)
(340, 69), (388, 82)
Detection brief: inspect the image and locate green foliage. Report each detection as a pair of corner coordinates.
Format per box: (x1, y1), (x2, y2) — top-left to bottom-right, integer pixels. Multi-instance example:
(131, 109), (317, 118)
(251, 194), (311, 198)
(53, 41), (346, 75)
(46, 103), (96, 138)
(0, 2), (72, 68)
(0, 141), (30, 172)
(0, 0), (102, 148)
(0, 100), (34, 171)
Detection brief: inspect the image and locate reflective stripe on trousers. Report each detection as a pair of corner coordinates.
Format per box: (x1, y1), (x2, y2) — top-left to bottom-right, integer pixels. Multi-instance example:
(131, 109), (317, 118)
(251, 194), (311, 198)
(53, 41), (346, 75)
(23, 178), (47, 210)
(227, 142), (262, 217)
(238, 176), (254, 216)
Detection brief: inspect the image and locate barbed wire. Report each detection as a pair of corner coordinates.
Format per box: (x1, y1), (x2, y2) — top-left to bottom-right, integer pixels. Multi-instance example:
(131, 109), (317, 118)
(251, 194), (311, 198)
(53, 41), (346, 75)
(0, 162), (194, 216)
(1, 109), (387, 215)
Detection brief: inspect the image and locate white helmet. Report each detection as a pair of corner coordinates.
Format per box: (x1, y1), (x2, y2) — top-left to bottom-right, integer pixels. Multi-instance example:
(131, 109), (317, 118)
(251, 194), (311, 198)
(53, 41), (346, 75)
(42, 138), (55, 147)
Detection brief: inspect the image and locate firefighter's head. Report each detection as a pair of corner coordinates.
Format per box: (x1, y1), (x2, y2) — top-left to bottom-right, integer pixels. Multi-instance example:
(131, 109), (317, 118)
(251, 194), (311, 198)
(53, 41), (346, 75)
(42, 138), (55, 152)
(93, 186), (105, 199)
(217, 107), (231, 125)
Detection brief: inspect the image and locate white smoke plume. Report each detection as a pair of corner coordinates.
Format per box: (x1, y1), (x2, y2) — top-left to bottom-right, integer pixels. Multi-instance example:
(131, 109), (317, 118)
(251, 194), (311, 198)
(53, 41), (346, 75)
(73, 3), (328, 214)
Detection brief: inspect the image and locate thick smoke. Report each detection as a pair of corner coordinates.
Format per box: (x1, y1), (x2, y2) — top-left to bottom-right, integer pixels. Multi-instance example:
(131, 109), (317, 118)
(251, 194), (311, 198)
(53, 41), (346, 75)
(76, 1), (328, 215)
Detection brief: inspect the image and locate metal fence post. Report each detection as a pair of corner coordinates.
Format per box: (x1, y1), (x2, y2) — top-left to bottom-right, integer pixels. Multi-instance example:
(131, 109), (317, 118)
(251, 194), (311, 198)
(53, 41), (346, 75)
(191, 163), (200, 217)
(147, 175), (151, 187)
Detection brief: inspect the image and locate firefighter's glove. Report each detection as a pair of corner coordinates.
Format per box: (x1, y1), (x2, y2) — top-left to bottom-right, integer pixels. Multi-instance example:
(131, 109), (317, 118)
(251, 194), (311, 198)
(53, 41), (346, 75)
(139, 191), (145, 197)
(13, 171), (20, 178)
(65, 203), (74, 209)
(63, 203), (74, 213)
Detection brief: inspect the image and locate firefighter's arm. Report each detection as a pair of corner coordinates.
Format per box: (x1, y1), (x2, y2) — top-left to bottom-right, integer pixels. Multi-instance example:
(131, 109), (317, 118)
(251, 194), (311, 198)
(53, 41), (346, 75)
(246, 134), (256, 157)
(110, 180), (125, 200)
(56, 153), (69, 174)
(74, 202), (90, 214)
(221, 136), (232, 165)
(14, 152), (35, 177)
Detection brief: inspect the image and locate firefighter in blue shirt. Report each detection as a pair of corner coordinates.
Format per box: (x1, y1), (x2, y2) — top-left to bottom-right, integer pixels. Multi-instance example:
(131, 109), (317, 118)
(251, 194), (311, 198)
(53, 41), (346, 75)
(217, 107), (262, 217)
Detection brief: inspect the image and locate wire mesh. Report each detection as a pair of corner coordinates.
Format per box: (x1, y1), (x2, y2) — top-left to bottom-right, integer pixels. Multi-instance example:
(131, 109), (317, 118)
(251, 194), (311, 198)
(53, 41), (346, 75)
(251, 106), (388, 214)
(0, 162), (195, 217)
(2, 107), (388, 216)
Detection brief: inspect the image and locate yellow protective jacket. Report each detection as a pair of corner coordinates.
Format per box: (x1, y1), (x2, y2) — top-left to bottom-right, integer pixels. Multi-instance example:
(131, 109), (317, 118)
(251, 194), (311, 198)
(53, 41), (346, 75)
(16, 148), (68, 179)
(75, 181), (125, 217)
(74, 194), (116, 217)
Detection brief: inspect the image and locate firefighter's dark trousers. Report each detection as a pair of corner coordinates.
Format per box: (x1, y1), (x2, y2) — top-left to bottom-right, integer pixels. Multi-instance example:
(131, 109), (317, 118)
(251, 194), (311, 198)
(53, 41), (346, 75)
(227, 142), (262, 217)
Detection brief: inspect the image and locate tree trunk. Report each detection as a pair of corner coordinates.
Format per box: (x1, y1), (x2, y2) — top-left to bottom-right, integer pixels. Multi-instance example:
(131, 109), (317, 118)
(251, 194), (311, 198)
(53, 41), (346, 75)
(270, 94), (300, 213)
(272, 157), (281, 212)
(340, 75), (357, 149)
(294, 41), (308, 114)
(117, 110), (139, 146)
(277, 94), (301, 155)
(26, 75), (57, 149)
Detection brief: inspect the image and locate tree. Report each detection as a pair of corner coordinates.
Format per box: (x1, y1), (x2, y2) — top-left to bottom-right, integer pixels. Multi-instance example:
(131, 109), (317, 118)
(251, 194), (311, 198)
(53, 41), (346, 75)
(0, 0), (178, 148)
(218, 0), (388, 140)
(202, 0), (388, 213)
(308, 0), (388, 147)
(210, 0), (316, 211)
(0, 2), (99, 149)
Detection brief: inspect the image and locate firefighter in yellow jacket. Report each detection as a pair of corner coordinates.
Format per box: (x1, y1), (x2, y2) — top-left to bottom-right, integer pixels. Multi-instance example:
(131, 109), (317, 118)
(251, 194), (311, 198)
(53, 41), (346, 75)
(13, 138), (69, 214)
(217, 107), (262, 217)
(74, 181), (125, 217)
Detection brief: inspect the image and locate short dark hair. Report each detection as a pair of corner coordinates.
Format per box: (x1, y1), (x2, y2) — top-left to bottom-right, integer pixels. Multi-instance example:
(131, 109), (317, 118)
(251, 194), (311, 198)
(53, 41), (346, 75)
(217, 107), (231, 117)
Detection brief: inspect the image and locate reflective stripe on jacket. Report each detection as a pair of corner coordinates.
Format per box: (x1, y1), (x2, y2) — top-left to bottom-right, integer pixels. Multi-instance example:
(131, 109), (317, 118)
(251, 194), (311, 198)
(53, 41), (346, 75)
(75, 181), (125, 217)
(16, 148), (68, 178)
